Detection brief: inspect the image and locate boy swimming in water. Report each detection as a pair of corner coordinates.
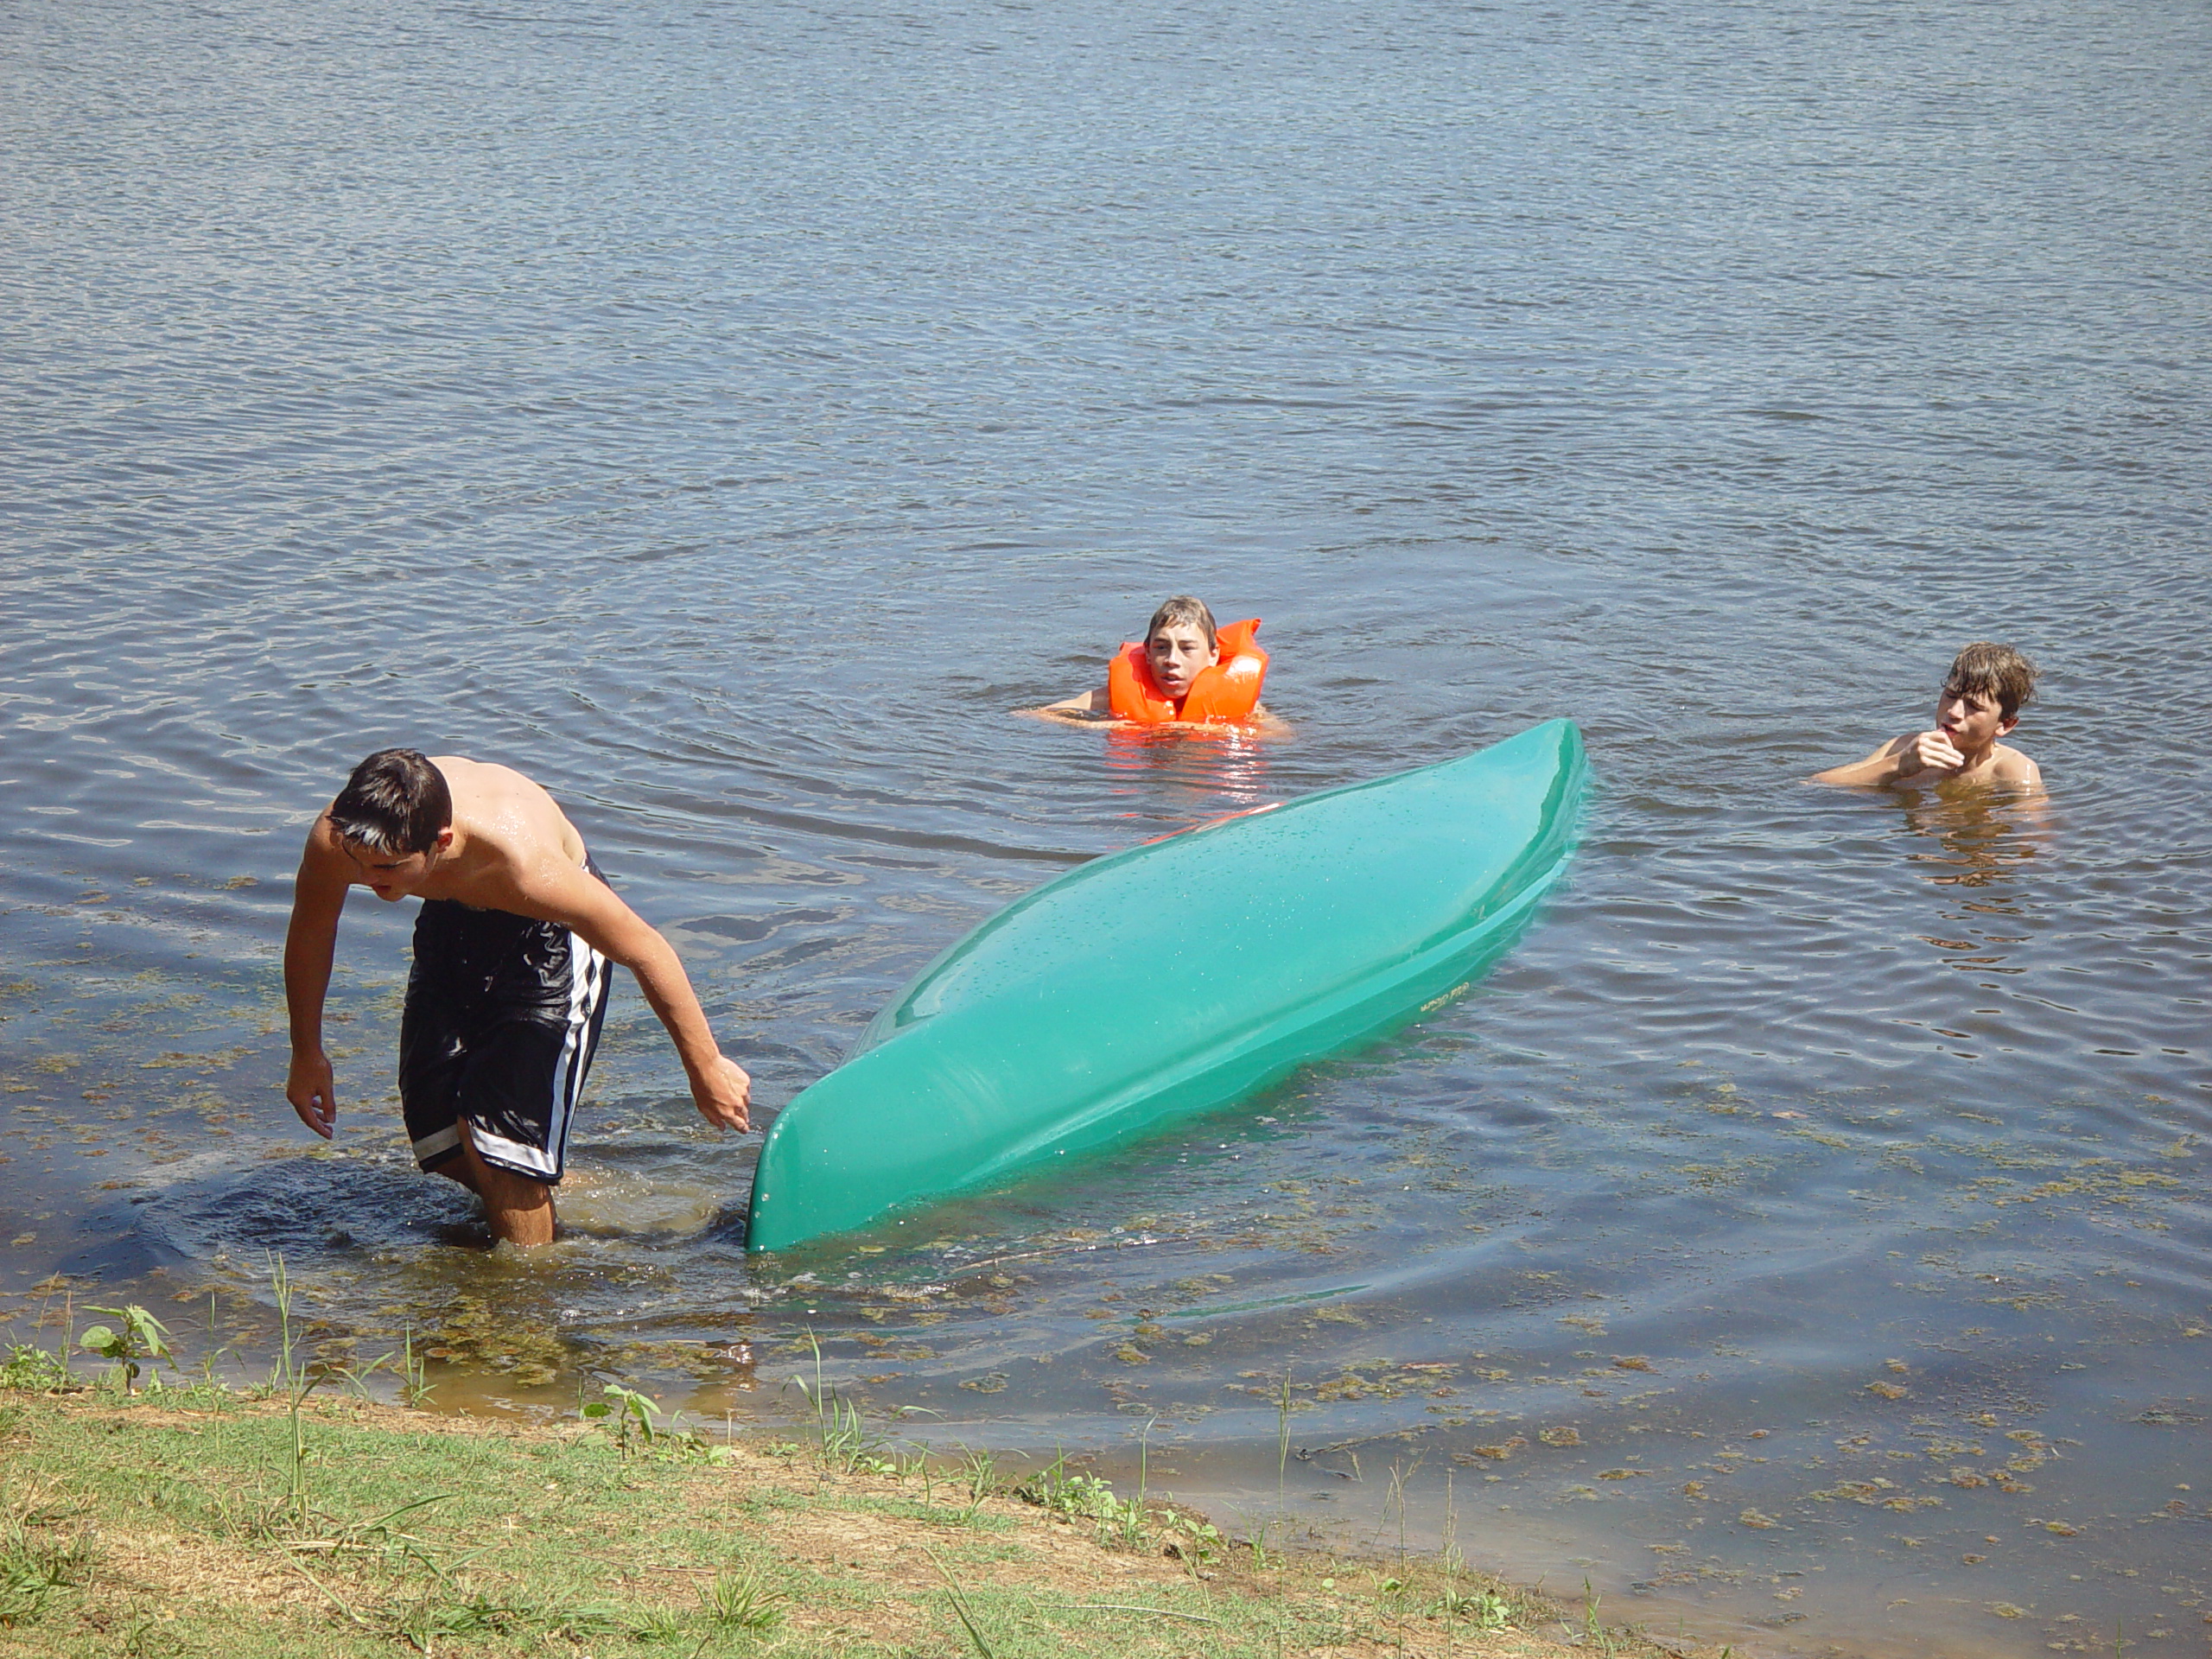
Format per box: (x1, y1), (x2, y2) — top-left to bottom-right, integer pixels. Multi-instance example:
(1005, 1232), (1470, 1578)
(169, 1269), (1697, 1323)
(1028, 595), (1277, 728)
(1812, 642), (2043, 790)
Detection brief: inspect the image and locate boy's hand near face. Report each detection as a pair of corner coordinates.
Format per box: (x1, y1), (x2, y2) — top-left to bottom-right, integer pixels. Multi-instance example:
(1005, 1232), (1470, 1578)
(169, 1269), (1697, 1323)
(1895, 728), (1966, 778)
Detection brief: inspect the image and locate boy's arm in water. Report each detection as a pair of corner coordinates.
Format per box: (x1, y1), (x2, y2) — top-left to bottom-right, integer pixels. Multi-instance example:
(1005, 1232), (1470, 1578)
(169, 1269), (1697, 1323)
(1811, 730), (1958, 786)
(1017, 691), (1289, 734)
(283, 817), (356, 1137)
(1019, 687), (1115, 723)
(1230, 703), (1292, 738)
(504, 857), (753, 1132)
(1811, 732), (2043, 790)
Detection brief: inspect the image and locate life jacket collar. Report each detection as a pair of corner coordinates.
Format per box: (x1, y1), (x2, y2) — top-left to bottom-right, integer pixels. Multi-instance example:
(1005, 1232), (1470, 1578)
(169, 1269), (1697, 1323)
(1108, 618), (1268, 725)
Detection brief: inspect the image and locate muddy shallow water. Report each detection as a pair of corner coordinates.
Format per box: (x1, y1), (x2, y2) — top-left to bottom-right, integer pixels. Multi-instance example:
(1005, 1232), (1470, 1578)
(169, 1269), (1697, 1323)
(4, 0), (2209, 1651)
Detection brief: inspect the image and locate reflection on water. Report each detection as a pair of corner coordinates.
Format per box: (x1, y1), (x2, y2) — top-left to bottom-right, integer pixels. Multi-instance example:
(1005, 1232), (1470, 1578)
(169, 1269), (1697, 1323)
(6, 0), (2212, 1651)
(1902, 787), (2048, 893)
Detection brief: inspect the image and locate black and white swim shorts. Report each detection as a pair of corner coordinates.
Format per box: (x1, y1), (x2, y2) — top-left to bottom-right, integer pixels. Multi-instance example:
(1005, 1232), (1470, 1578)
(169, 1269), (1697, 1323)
(397, 863), (613, 1185)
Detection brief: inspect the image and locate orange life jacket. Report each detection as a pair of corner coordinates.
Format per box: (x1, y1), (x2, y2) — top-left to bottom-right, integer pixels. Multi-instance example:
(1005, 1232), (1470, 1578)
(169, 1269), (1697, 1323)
(1107, 619), (1268, 725)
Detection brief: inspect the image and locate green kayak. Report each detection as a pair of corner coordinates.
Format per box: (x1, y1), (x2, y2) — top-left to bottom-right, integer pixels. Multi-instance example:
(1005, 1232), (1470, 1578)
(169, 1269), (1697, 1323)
(744, 719), (1587, 1253)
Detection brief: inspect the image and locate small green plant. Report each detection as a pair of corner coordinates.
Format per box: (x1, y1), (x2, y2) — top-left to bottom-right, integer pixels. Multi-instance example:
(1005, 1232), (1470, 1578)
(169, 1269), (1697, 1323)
(76, 1306), (172, 1395)
(961, 1446), (997, 1499)
(632, 1605), (685, 1642)
(896, 1446), (937, 1499)
(1015, 1455), (1120, 1522)
(1582, 1575), (1615, 1655)
(397, 1325), (434, 1408)
(117, 1595), (159, 1658)
(699, 1567), (786, 1630)
(0, 1343), (69, 1394)
(1159, 1513), (1224, 1567)
(949, 1446), (1000, 1524)
(390, 1586), (520, 1645)
(790, 1331), (891, 1475)
(193, 1290), (229, 1395)
(581, 1382), (664, 1457)
(818, 1390), (884, 1472)
(1435, 1585), (1511, 1628)
(1012, 1452), (1178, 1550)
(1243, 1516), (1273, 1571)
(251, 1251), (344, 1535)
(265, 1251), (299, 1395)
(1116, 1416), (1159, 1548)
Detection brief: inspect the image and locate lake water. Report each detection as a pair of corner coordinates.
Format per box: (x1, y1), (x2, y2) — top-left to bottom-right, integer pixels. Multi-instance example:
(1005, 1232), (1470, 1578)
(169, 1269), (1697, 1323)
(4, 0), (2209, 1650)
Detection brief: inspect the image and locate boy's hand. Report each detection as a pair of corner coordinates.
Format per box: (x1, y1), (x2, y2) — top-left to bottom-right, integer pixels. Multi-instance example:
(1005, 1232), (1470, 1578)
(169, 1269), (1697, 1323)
(1897, 729), (1965, 778)
(287, 1050), (339, 1138)
(690, 1053), (753, 1133)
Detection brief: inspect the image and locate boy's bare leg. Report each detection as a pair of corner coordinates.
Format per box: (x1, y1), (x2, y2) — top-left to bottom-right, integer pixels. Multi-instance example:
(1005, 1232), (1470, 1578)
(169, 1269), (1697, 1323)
(429, 1122), (556, 1246)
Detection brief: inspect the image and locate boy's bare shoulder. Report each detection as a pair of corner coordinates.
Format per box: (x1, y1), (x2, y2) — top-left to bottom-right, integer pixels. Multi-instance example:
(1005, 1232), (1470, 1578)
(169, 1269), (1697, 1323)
(430, 754), (543, 798)
(1989, 743), (2043, 787)
(431, 755), (586, 868)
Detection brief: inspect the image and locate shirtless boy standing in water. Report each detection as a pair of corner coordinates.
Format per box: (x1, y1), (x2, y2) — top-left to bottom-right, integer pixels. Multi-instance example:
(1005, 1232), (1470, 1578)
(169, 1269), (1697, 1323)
(1812, 642), (2044, 791)
(283, 749), (750, 1247)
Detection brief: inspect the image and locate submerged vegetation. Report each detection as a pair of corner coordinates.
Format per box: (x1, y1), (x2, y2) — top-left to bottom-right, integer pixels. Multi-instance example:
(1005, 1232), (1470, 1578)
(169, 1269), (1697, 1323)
(0, 1277), (1717, 1659)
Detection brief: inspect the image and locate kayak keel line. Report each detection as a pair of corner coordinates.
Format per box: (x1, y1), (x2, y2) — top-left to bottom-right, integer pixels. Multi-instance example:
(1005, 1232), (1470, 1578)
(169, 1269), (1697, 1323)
(745, 718), (1588, 1253)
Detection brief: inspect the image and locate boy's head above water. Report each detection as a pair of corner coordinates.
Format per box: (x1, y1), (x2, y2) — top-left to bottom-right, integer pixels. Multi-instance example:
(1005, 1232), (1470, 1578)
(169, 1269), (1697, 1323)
(1942, 640), (2038, 730)
(1144, 594), (1221, 698)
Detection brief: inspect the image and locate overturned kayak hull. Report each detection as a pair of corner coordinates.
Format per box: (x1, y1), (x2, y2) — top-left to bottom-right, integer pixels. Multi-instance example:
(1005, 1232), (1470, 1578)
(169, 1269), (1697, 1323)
(745, 719), (1586, 1252)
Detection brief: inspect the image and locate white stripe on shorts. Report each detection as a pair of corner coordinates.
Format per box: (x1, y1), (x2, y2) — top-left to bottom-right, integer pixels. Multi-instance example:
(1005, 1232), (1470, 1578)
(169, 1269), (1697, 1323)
(544, 927), (608, 1176)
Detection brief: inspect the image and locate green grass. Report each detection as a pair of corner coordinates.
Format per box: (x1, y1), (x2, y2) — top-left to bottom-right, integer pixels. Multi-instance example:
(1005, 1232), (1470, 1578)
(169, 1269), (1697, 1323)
(0, 1382), (1681, 1659)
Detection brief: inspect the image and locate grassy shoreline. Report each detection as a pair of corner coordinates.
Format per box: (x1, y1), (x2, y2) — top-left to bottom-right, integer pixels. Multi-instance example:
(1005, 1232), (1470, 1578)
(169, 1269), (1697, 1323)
(1, 1352), (1731, 1659)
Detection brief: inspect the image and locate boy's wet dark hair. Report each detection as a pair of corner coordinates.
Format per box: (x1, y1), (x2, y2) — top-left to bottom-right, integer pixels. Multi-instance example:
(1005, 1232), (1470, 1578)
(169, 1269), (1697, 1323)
(329, 749), (452, 855)
(1945, 642), (2039, 722)
(1145, 595), (1217, 650)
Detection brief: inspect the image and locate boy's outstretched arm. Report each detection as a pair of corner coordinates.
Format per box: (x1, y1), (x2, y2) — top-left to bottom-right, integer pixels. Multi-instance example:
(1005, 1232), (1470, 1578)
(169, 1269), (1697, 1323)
(283, 823), (354, 1139)
(1811, 730), (1963, 786)
(1019, 688), (1114, 723)
(516, 864), (753, 1132)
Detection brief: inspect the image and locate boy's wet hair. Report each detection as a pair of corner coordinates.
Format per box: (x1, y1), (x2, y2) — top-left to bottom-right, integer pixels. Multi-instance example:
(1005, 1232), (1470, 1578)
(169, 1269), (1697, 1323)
(329, 748), (453, 855)
(1146, 595), (1217, 649)
(1945, 641), (2039, 722)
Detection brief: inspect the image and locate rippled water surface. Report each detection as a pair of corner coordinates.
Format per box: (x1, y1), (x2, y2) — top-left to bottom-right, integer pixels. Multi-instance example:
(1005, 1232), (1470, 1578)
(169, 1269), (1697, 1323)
(5, 0), (2210, 1650)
